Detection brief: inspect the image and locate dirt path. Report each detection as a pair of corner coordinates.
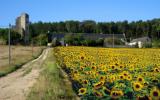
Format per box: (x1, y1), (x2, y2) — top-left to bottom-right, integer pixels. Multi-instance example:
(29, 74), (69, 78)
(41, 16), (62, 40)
(0, 48), (49, 100)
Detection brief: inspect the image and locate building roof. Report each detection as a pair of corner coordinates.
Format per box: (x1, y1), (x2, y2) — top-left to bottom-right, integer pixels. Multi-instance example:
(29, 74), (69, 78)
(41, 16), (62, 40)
(131, 37), (151, 43)
(51, 33), (125, 40)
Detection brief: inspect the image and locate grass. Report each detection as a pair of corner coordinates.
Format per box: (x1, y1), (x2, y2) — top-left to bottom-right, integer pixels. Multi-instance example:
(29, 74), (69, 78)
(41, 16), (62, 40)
(0, 45), (45, 77)
(27, 48), (79, 100)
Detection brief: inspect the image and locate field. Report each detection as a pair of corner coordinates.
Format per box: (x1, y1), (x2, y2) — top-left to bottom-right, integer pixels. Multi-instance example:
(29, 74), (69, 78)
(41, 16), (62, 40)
(0, 45), (44, 77)
(54, 46), (160, 100)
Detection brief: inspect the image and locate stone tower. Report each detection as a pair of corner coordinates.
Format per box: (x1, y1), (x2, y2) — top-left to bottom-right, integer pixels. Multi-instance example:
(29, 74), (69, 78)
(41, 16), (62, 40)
(16, 13), (29, 44)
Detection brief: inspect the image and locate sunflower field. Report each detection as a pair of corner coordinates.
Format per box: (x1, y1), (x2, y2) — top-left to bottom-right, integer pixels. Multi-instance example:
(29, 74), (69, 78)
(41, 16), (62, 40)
(54, 46), (160, 100)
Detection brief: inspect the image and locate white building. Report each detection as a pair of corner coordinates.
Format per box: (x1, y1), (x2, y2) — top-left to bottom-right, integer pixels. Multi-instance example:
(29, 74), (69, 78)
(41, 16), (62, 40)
(126, 37), (151, 48)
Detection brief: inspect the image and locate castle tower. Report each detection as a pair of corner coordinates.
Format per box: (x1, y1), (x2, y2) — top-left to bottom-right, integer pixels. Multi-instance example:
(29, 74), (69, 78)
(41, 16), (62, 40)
(15, 13), (29, 44)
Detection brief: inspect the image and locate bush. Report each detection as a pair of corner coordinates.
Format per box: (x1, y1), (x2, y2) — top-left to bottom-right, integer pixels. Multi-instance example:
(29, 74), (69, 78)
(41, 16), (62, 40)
(104, 38), (124, 47)
(143, 43), (152, 48)
(33, 34), (48, 46)
(0, 38), (6, 45)
(152, 39), (160, 48)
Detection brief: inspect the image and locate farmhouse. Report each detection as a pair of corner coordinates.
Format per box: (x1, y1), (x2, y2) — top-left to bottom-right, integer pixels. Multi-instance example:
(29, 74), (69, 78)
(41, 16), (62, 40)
(126, 36), (151, 48)
(49, 33), (126, 47)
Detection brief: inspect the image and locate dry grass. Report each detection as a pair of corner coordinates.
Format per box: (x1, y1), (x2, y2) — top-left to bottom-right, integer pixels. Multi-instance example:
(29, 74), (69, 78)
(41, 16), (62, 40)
(0, 45), (44, 77)
(27, 49), (79, 100)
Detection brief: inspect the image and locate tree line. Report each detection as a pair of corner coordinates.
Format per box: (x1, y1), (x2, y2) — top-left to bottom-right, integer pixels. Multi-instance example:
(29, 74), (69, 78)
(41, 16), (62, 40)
(0, 18), (160, 45)
(29, 18), (160, 40)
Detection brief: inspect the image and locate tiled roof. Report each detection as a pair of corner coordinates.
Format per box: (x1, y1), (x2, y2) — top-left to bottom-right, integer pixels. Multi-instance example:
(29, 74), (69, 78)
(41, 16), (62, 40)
(51, 33), (125, 40)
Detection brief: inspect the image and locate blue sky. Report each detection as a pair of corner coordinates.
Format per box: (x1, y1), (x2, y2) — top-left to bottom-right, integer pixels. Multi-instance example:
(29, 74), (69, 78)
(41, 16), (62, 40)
(0, 0), (160, 26)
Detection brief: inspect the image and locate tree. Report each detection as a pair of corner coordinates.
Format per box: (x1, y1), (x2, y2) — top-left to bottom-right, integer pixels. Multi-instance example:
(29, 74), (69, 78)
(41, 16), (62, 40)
(65, 20), (79, 33)
(33, 34), (47, 46)
(58, 22), (67, 33)
(80, 20), (96, 33)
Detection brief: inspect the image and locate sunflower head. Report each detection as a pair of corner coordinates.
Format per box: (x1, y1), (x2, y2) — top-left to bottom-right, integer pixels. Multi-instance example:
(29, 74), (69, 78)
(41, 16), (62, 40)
(80, 55), (85, 60)
(99, 76), (106, 81)
(119, 65), (124, 70)
(93, 91), (103, 98)
(78, 88), (87, 96)
(110, 90), (124, 99)
(133, 82), (143, 91)
(83, 80), (88, 85)
(154, 68), (159, 72)
(119, 74), (124, 80)
(126, 75), (132, 81)
(122, 71), (129, 78)
(137, 76), (145, 83)
(93, 81), (104, 89)
(150, 87), (160, 99)
(91, 66), (97, 70)
(110, 65), (115, 70)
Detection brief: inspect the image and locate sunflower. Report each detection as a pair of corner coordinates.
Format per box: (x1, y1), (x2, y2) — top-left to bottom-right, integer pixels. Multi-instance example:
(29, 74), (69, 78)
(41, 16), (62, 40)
(142, 72), (147, 76)
(91, 66), (97, 70)
(110, 65), (115, 70)
(122, 71), (129, 78)
(126, 74), (132, 81)
(137, 76), (145, 83)
(94, 91), (103, 97)
(133, 82), (143, 91)
(150, 87), (160, 99)
(119, 65), (124, 70)
(109, 75), (116, 83)
(100, 76), (106, 81)
(83, 80), (88, 85)
(80, 55), (85, 60)
(110, 90), (124, 99)
(119, 74), (124, 80)
(78, 88), (87, 95)
(93, 81), (104, 89)
(154, 68), (159, 72)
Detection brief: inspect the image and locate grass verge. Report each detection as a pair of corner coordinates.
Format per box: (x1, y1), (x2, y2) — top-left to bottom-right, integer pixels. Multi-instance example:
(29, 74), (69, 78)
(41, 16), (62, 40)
(27, 48), (79, 100)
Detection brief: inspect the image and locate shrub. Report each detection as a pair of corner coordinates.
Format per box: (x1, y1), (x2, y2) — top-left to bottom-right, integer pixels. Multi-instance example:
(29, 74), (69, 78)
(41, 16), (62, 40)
(152, 39), (160, 48)
(143, 43), (152, 48)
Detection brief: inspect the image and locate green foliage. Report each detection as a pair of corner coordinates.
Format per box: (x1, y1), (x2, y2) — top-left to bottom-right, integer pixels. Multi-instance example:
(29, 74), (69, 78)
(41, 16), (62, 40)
(80, 20), (97, 33)
(104, 38), (124, 46)
(29, 18), (160, 40)
(143, 43), (152, 48)
(152, 39), (160, 48)
(64, 33), (74, 45)
(64, 33), (105, 46)
(66, 20), (79, 33)
(64, 33), (85, 46)
(0, 28), (22, 45)
(33, 34), (48, 46)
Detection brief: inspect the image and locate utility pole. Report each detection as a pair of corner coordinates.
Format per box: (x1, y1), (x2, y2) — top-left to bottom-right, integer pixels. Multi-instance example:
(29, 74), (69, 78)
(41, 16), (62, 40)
(8, 24), (11, 67)
(113, 33), (114, 48)
(32, 39), (33, 57)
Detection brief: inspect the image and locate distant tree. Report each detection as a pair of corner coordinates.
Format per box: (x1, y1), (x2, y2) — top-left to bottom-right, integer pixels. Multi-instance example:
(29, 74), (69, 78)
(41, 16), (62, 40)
(80, 20), (96, 33)
(97, 23), (110, 34)
(33, 34), (47, 46)
(64, 33), (73, 45)
(28, 18), (160, 42)
(156, 25), (160, 39)
(65, 20), (79, 33)
(58, 22), (67, 33)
